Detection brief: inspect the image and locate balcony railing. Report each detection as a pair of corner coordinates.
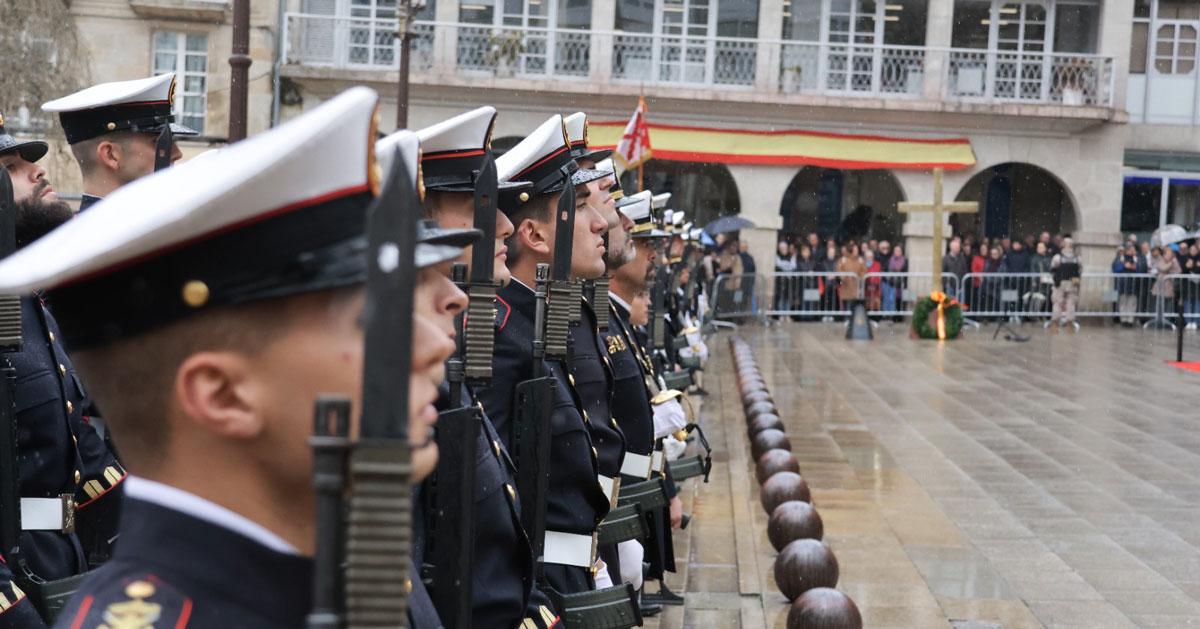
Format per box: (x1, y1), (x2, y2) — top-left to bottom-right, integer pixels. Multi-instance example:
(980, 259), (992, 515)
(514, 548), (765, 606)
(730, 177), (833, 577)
(282, 13), (1115, 108)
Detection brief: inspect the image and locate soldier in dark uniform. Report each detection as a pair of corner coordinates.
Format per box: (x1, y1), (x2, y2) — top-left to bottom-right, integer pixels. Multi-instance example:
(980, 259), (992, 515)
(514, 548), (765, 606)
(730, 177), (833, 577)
(41, 74), (196, 212)
(0, 88), (449, 629)
(386, 108), (559, 628)
(474, 115), (611, 596)
(0, 114), (126, 628)
(606, 191), (686, 605)
(562, 113), (629, 589)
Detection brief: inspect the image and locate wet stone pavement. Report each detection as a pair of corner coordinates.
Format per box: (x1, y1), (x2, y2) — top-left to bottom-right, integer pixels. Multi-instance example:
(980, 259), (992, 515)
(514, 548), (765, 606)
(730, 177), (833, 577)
(647, 322), (1200, 628)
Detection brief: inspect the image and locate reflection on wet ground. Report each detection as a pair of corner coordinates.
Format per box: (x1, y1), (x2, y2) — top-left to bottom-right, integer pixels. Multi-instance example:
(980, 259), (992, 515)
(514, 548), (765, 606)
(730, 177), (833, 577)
(646, 323), (1200, 628)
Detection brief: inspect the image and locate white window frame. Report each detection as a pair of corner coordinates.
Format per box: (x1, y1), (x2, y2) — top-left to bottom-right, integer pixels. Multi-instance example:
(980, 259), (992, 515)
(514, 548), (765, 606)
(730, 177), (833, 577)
(152, 31), (208, 136)
(1131, 0), (1200, 125)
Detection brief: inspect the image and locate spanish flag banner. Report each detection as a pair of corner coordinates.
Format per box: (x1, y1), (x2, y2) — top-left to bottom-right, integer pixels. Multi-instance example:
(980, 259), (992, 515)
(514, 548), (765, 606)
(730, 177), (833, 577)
(588, 121), (975, 170)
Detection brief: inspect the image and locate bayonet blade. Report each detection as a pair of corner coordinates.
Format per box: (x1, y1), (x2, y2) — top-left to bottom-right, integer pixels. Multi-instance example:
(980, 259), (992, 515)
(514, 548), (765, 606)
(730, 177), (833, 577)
(153, 125), (174, 172)
(470, 153), (498, 284)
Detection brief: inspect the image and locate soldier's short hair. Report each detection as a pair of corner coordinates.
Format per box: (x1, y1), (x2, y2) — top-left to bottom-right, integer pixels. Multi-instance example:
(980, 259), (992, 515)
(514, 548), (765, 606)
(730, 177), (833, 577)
(503, 192), (558, 268)
(71, 290), (344, 472)
(69, 131), (138, 175)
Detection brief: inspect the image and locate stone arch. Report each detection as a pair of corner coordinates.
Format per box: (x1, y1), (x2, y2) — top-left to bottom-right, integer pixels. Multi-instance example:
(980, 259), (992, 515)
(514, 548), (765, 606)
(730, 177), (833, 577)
(618, 159), (740, 229)
(778, 166), (907, 246)
(950, 162), (1080, 242)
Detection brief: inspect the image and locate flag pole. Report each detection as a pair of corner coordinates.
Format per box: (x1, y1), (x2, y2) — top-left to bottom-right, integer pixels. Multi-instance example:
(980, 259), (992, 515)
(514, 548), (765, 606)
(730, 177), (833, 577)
(637, 93), (646, 193)
(637, 163), (643, 193)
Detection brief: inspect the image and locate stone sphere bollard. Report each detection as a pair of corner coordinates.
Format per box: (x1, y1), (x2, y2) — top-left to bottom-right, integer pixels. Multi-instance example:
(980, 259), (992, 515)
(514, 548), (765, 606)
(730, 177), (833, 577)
(745, 401), (777, 422)
(748, 413), (784, 437)
(743, 390), (773, 408)
(740, 381), (768, 396)
(768, 501), (824, 551)
(751, 429), (791, 461)
(761, 471), (811, 514)
(756, 449), (800, 484)
(786, 588), (862, 629)
(774, 539), (839, 601)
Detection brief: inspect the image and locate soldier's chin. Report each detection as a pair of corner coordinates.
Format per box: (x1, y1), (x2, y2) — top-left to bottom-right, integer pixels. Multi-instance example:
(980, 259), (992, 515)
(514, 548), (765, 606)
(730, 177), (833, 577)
(494, 261), (512, 286)
(412, 441), (439, 483)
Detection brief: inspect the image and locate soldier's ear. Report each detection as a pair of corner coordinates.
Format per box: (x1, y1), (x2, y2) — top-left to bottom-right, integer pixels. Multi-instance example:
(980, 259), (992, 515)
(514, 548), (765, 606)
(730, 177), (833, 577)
(95, 140), (123, 172)
(173, 350), (263, 440)
(517, 217), (551, 256)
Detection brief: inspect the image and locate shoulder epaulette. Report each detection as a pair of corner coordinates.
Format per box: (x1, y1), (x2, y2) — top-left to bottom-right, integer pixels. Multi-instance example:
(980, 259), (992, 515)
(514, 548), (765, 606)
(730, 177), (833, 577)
(63, 577), (193, 628)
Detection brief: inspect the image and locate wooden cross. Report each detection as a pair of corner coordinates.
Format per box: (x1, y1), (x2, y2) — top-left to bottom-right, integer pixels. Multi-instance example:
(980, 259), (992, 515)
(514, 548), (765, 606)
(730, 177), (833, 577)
(897, 167), (978, 290)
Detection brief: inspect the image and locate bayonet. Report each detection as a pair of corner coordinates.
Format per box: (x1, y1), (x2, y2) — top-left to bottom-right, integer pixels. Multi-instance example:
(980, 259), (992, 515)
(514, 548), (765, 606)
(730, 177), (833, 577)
(153, 124), (174, 172)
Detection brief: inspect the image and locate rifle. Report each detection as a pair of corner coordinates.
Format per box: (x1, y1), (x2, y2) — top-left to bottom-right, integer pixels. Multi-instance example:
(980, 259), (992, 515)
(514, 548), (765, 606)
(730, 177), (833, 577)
(647, 220), (670, 375)
(306, 145), (420, 627)
(0, 170), (28, 611)
(427, 152), (501, 629)
(153, 124), (174, 172)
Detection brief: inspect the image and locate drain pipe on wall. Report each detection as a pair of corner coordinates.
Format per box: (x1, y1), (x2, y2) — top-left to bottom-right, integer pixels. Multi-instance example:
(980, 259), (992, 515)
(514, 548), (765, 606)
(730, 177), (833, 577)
(271, 0), (287, 128)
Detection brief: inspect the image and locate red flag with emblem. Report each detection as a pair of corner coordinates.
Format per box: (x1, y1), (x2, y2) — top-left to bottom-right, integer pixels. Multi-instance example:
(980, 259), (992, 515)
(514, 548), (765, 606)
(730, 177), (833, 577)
(614, 95), (651, 169)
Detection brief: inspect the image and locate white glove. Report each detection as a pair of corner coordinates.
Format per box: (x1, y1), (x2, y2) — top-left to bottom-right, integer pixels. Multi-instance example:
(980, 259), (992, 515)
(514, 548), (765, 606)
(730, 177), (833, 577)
(664, 435), (688, 461)
(652, 398), (687, 439)
(592, 558), (613, 590)
(617, 540), (645, 590)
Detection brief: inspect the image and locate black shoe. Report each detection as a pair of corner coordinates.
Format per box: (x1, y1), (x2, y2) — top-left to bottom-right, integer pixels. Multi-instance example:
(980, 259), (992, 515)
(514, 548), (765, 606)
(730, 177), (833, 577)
(639, 602), (662, 617)
(691, 388), (709, 396)
(644, 583), (685, 606)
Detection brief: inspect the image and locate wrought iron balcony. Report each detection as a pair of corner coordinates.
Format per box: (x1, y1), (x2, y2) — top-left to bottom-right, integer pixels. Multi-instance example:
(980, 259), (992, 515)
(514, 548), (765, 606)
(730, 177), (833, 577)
(282, 13), (1115, 109)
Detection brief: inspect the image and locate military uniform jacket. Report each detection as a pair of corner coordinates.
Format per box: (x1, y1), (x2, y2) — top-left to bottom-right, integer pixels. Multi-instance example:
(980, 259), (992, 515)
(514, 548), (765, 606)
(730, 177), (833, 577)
(56, 491), (313, 629)
(426, 383), (557, 629)
(475, 281), (609, 595)
(566, 299), (626, 480)
(9, 296), (125, 582)
(602, 301), (655, 464)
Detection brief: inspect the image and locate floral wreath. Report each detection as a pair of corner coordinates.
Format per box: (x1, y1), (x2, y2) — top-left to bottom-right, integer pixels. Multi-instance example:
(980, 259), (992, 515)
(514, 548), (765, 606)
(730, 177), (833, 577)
(912, 291), (966, 340)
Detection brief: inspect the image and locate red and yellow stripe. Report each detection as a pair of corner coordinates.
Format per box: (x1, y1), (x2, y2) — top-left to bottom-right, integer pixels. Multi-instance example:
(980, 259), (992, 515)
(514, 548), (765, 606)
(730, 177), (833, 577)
(589, 121), (975, 170)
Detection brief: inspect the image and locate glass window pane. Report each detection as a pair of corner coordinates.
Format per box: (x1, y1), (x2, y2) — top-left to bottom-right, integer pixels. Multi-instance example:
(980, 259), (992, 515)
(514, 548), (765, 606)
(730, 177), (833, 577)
(615, 0), (654, 33)
(1121, 181), (1162, 233)
(459, 0), (495, 24)
(1134, 0), (1151, 18)
(185, 54), (206, 72)
(1054, 4), (1098, 53)
(1130, 22), (1149, 73)
(154, 52), (176, 72)
(783, 0), (823, 41)
(185, 76), (205, 93)
(154, 31), (177, 50)
(186, 34), (207, 52)
(950, 0), (991, 49)
(883, 0), (928, 46)
(184, 96), (205, 114)
(557, 0), (590, 29)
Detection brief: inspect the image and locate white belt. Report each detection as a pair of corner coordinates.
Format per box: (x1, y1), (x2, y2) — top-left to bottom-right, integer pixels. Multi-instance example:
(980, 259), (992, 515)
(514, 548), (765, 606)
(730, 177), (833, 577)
(21, 496), (75, 533)
(597, 475), (621, 508)
(651, 451), (665, 474)
(620, 453), (653, 479)
(544, 531), (596, 568)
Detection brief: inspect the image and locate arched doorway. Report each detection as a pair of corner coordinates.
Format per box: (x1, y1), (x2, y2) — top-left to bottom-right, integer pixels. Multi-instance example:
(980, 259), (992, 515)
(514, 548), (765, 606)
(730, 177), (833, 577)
(951, 163), (1078, 240)
(618, 159), (740, 228)
(779, 166), (906, 244)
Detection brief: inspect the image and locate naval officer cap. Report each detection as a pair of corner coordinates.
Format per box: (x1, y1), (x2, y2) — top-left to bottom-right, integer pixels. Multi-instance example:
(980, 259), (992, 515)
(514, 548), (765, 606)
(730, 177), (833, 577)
(0, 114), (48, 163)
(620, 191), (667, 239)
(0, 86), (460, 350)
(593, 158), (623, 201)
(413, 106), (528, 193)
(564, 112), (612, 164)
(42, 73), (199, 145)
(496, 115), (602, 212)
(376, 128), (483, 265)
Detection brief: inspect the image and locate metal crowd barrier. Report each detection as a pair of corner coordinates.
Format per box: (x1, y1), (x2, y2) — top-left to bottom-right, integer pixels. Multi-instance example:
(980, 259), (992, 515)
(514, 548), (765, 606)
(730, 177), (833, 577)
(760, 272), (857, 319)
(716, 270), (1197, 326)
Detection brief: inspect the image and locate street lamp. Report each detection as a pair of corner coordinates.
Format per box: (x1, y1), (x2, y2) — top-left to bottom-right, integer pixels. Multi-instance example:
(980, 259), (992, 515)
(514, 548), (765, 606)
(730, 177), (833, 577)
(396, 0), (428, 129)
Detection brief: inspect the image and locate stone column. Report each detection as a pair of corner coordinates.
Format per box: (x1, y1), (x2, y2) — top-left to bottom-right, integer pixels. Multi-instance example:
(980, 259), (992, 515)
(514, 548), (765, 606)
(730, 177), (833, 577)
(1096, 1), (1133, 109)
(726, 163), (793, 308)
(590, 0), (615, 82)
(922, 0), (954, 101)
(755, 0), (785, 93)
(433, 0), (459, 74)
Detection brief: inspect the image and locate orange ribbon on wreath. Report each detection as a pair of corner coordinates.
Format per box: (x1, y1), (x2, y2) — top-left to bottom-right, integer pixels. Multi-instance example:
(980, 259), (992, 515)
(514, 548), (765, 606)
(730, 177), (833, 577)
(928, 291), (968, 340)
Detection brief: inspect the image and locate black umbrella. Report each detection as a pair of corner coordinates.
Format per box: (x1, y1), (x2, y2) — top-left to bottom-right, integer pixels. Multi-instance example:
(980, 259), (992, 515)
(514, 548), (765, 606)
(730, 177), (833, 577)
(704, 215), (755, 235)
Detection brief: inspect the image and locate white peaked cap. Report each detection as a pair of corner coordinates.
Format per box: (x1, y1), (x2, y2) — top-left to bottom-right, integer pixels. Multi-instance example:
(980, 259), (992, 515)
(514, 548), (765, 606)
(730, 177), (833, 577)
(619, 191), (653, 222)
(594, 157), (619, 179)
(564, 111), (587, 146)
(42, 73), (176, 113)
(497, 115), (568, 185)
(416, 106), (496, 154)
(375, 129), (421, 194)
(0, 86), (381, 294)
(652, 193), (671, 210)
(672, 212), (685, 226)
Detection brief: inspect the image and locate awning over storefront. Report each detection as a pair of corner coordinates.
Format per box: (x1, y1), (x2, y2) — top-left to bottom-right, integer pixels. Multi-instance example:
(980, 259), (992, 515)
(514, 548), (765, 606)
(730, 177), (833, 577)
(588, 121), (976, 170)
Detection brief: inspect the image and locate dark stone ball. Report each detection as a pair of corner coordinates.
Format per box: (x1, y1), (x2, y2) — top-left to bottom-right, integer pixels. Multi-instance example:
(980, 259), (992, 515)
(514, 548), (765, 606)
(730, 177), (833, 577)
(761, 471), (811, 514)
(768, 501), (824, 551)
(745, 401), (776, 421)
(737, 367), (761, 379)
(740, 381), (768, 396)
(748, 413), (784, 437)
(751, 429), (792, 461)
(756, 449), (801, 484)
(786, 588), (861, 629)
(774, 540), (839, 602)
(743, 390), (773, 408)
(739, 375), (765, 391)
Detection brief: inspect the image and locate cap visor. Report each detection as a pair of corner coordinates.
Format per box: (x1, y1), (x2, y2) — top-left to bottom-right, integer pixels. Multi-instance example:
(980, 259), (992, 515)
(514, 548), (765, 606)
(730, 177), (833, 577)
(416, 243), (466, 269)
(169, 122), (200, 137)
(16, 141), (48, 163)
(432, 180), (531, 193)
(420, 226), (482, 249)
(570, 167), (609, 187)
